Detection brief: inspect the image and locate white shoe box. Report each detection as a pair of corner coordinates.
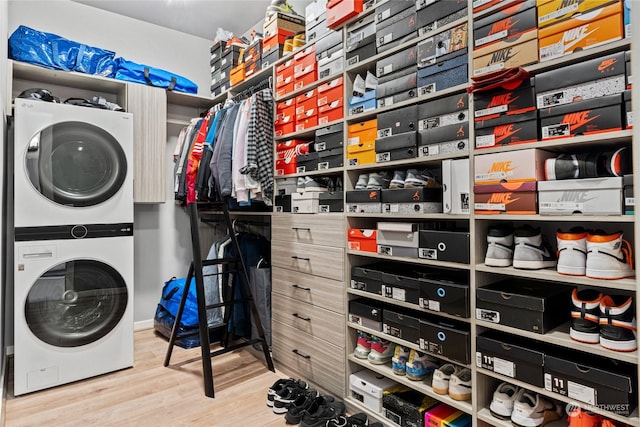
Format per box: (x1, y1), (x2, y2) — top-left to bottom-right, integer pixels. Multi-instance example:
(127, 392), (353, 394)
(291, 192), (320, 213)
(442, 158), (470, 214)
(538, 177), (623, 215)
(350, 369), (398, 413)
(376, 222), (419, 248)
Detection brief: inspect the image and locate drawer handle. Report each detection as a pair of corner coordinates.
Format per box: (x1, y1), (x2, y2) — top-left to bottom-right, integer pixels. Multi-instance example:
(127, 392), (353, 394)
(292, 284), (311, 291)
(291, 256), (310, 261)
(292, 349), (311, 359)
(292, 227), (311, 232)
(293, 313), (311, 321)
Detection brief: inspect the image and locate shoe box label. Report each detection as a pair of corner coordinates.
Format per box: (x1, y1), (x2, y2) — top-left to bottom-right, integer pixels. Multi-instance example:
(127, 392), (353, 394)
(539, 93), (623, 139)
(419, 139), (469, 158)
(624, 174), (634, 213)
(347, 202), (383, 213)
(418, 230), (470, 264)
(475, 115), (538, 149)
(418, 92), (469, 130)
(538, 176), (623, 215)
(474, 78), (536, 120)
(376, 10), (418, 48)
(381, 271), (421, 303)
(417, 0), (467, 35)
(377, 45), (417, 78)
(417, 22), (469, 68)
(418, 49), (469, 96)
(383, 202), (444, 214)
(538, 0), (615, 28)
(473, 0), (537, 50)
(419, 122), (469, 146)
(539, 3), (623, 63)
(473, 181), (538, 214)
(377, 105), (418, 137)
(377, 245), (419, 258)
(474, 148), (554, 184)
(473, 32), (538, 76)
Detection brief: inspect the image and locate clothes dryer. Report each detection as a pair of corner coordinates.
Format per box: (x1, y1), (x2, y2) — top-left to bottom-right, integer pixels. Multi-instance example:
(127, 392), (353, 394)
(13, 224), (133, 395)
(13, 99), (133, 228)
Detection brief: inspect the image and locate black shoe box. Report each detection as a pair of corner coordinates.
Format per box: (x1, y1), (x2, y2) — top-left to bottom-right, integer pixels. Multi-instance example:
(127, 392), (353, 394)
(375, 0), (415, 26)
(539, 94), (623, 140)
(418, 92), (469, 130)
(318, 191), (343, 213)
(262, 45), (285, 69)
(383, 308), (421, 345)
(626, 50), (631, 88)
(476, 330), (545, 388)
(375, 132), (417, 163)
(418, 229), (470, 264)
(382, 187), (442, 204)
(315, 122), (343, 152)
(417, 22), (468, 68)
(376, 9), (418, 52)
(347, 189), (381, 203)
(476, 279), (572, 334)
(544, 350), (637, 416)
(419, 122), (469, 147)
(275, 194), (292, 213)
(378, 88), (418, 109)
(377, 45), (418, 78)
(377, 105), (418, 138)
(316, 30), (343, 61)
(351, 264), (385, 294)
(417, 0), (467, 35)
(474, 78), (536, 121)
(419, 271), (470, 318)
(349, 299), (383, 331)
(221, 45), (244, 69)
(210, 39), (226, 61)
(419, 316), (471, 364)
(296, 152), (319, 174)
(377, 68), (418, 99)
(474, 111), (538, 148)
(383, 389), (440, 427)
(346, 34), (377, 67)
(624, 89), (632, 129)
(381, 271), (421, 305)
(317, 147), (343, 170)
(417, 49), (468, 97)
(473, 0), (536, 51)
(624, 174), (634, 214)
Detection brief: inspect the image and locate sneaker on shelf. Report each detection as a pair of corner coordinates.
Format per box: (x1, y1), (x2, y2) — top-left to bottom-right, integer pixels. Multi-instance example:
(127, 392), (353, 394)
(512, 225), (557, 270)
(557, 227), (588, 276)
(283, 35), (294, 56)
(586, 230), (635, 279)
(545, 153), (596, 180)
(266, 0), (299, 16)
(326, 412), (368, 427)
(303, 176), (329, 192)
(567, 406), (603, 427)
(296, 177), (307, 193)
(391, 345), (410, 375)
(355, 173), (369, 190)
(267, 378), (297, 407)
(335, 177), (343, 192)
(405, 349), (438, 381)
(366, 171), (393, 190)
(292, 31), (306, 50)
(273, 380), (310, 414)
(365, 71), (379, 90)
(352, 74), (366, 97)
(485, 225), (514, 267)
(599, 295), (637, 352)
(448, 368), (472, 401)
(404, 168), (440, 188)
(489, 383), (520, 420)
(354, 331), (372, 359)
(299, 395), (346, 427)
(511, 391), (560, 427)
(284, 389), (323, 424)
(432, 363), (459, 395)
(570, 288), (603, 344)
(389, 170), (407, 189)
(597, 147), (632, 177)
(367, 336), (394, 364)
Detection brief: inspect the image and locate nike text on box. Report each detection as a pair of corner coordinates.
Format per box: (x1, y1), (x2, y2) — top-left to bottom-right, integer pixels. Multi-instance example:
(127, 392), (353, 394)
(473, 181), (538, 214)
(348, 228), (378, 253)
(538, 177), (623, 215)
(474, 148), (554, 185)
(472, 31), (538, 76)
(537, 0), (614, 28)
(474, 78), (536, 120)
(474, 112), (538, 148)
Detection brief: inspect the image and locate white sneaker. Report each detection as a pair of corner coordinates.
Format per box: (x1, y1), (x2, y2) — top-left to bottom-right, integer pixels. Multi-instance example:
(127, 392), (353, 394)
(366, 171), (392, 190)
(389, 170), (407, 189)
(556, 227), (587, 276)
(513, 225), (557, 270)
(485, 226), (514, 267)
(489, 383), (519, 420)
(296, 177), (306, 193)
(355, 173), (369, 190)
(511, 391), (560, 427)
(586, 231), (635, 279)
(303, 176), (328, 192)
(448, 368), (471, 401)
(431, 363), (458, 395)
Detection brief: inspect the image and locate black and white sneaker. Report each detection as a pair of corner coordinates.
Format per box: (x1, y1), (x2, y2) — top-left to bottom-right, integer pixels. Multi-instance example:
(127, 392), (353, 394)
(326, 412), (368, 427)
(570, 288), (602, 344)
(267, 378), (296, 407)
(599, 295), (637, 352)
(272, 380), (309, 414)
(284, 388), (322, 424)
(513, 225), (557, 270)
(299, 396), (346, 427)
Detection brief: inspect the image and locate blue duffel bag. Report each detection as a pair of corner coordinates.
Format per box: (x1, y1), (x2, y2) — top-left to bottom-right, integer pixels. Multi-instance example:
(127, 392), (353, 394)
(113, 57), (198, 94)
(159, 276), (199, 327)
(8, 25), (116, 76)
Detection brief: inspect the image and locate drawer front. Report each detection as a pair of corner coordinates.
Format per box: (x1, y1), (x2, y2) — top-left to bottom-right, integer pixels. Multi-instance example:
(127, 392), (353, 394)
(273, 295), (345, 346)
(272, 320), (345, 396)
(272, 267), (344, 313)
(272, 215), (345, 247)
(272, 240), (344, 281)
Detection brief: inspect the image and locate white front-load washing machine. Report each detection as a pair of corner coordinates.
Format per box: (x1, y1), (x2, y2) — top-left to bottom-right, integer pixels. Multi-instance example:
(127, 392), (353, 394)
(13, 99), (133, 228)
(13, 225), (133, 396)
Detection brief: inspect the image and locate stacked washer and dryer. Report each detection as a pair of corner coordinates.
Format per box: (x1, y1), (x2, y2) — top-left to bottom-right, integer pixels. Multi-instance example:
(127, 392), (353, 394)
(12, 98), (134, 395)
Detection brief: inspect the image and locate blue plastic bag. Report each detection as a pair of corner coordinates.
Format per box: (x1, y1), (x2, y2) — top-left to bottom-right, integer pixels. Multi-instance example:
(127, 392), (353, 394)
(8, 25), (116, 76)
(113, 57), (198, 94)
(159, 276), (199, 327)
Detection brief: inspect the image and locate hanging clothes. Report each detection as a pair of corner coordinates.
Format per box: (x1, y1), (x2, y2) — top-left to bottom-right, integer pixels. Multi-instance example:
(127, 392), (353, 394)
(211, 103), (241, 199)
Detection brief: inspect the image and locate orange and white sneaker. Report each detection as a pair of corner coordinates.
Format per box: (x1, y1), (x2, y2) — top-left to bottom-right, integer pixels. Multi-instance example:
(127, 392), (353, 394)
(557, 227), (587, 276)
(567, 407), (602, 427)
(586, 231), (635, 279)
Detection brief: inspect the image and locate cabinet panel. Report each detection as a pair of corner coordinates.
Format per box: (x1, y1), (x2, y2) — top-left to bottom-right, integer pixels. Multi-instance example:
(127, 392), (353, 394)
(272, 240), (344, 281)
(126, 83), (167, 203)
(272, 214), (345, 247)
(272, 295), (345, 346)
(272, 266), (344, 313)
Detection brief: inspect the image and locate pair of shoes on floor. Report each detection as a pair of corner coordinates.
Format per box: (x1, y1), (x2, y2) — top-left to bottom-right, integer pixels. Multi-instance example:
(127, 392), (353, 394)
(556, 228), (634, 279)
(432, 363), (472, 401)
(570, 288), (637, 352)
(295, 395), (347, 427)
(485, 225), (556, 270)
(267, 378), (307, 409)
(391, 346), (438, 381)
(490, 383), (561, 427)
(388, 168), (441, 189)
(327, 412), (383, 427)
(545, 147), (631, 180)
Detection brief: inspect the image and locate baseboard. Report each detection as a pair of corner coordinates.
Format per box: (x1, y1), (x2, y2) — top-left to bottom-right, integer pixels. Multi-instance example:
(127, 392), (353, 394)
(134, 319), (154, 331)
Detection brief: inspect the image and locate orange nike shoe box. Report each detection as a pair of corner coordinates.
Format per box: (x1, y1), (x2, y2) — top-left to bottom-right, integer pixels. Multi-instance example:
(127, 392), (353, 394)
(293, 63), (317, 91)
(538, 2), (623, 62)
(475, 112), (539, 149)
(296, 109), (318, 131)
(474, 181), (538, 214)
(473, 0), (537, 52)
(263, 29), (294, 52)
(317, 76), (344, 107)
(229, 65), (245, 86)
(537, 0), (615, 28)
(276, 98), (295, 116)
(276, 58), (294, 87)
(474, 148), (554, 185)
(473, 0), (508, 14)
(294, 45), (317, 73)
(473, 30), (538, 77)
(347, 119), (377, 166)
(318, 98), (344, 125)
(275, 157), (298, 176)
(275, 102), (296, 137)
(327, 0), (364, 29)
(296, 88), (317, 116)
(348, 228), (377, 253)
(275, 117), (295, 137)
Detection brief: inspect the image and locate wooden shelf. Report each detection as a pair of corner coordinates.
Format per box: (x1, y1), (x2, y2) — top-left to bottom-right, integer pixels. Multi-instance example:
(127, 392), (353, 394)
(347, 250), (471, 270)
(11, 60), (125, 93)
(346, 213), (469, 220)
(474, 214), (635, 223)
(346, 151), (470, 171)
(274, 167), (344, 179)
(476, 408), (568, 427)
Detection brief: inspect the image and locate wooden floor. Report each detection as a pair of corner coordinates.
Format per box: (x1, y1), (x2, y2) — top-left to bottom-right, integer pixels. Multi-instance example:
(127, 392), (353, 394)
(5, 329), (291, 426)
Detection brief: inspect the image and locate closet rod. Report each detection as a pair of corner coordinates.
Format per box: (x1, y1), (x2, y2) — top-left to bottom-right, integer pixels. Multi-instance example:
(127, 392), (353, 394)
(231, 76), (272, 102)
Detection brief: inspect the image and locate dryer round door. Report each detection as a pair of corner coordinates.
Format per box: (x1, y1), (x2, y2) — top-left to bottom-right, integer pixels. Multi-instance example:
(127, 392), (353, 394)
(24, 259), (129, 347)
(24, 121), (128, 207)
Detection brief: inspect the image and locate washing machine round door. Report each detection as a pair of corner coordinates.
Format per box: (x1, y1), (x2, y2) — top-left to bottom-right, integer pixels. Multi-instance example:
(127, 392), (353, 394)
(25, 121), (127, 207)
(25, 259), (129, 347)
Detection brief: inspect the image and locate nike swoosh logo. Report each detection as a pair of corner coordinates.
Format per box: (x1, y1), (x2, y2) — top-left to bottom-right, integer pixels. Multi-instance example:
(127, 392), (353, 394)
(563, 27), (599, 51)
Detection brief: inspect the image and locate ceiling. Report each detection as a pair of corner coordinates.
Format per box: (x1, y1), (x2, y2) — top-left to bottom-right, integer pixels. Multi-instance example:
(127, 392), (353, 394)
(73, 0), (311, 41)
